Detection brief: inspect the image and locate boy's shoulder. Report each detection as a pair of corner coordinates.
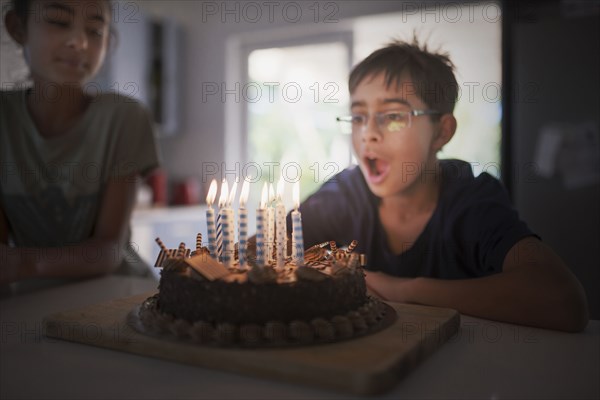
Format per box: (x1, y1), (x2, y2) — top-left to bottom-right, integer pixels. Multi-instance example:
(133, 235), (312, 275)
(321, 165), (368, 193)
(439, 159), (513, 211)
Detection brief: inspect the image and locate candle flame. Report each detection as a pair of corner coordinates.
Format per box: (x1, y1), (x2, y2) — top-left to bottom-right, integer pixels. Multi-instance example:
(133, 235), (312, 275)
(276, 177), (285, 201)
(269, 183), (275, 203)
(228, 179), (238, 206)
(206, 179), (217, 206)
(218, 179), (229, 208)
(293, 181), (300, 210)
(260, 182), (268, 209)
(239, 178), (250, 208)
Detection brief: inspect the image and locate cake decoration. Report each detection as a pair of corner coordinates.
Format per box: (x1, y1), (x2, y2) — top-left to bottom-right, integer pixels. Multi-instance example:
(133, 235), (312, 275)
(184, 254), (230, 281)
(346, 239), (358, 254)
(196, 233), (202, 252)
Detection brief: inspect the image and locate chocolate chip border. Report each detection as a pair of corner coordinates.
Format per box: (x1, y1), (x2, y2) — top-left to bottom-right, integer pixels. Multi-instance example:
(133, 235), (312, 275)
(130, 295), (396, 348)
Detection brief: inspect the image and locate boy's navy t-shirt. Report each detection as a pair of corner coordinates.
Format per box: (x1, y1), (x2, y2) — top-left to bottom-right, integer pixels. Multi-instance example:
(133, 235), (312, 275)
(289, 159), (536, 279)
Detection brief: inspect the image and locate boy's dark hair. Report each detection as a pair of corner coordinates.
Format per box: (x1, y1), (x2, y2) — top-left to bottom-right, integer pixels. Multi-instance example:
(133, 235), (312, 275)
(9, 0), (30, 22)
(349, 38), (459, 115)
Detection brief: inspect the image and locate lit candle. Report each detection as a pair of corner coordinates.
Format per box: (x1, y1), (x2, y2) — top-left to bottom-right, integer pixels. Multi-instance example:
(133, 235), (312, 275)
(267, 183), (275, 264)
(227, 178), (238, 251)
(238, 178), (250, 269)
(217, 179), (229, 263)
(292, 181), (304, 266)
(256, 182), (268, 267)
(206, 179), (218, 259)
(275, 178), (286, 269)
(223, 179), (238, 267)
(228, 179), (238, 207)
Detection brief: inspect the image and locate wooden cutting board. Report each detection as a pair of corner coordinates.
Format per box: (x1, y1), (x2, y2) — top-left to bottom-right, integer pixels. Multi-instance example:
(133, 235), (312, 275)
(43, 292), (459, 395)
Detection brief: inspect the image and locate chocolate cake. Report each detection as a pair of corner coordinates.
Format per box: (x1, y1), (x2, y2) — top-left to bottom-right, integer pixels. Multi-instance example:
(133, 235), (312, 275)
(135, 240), (394, 347)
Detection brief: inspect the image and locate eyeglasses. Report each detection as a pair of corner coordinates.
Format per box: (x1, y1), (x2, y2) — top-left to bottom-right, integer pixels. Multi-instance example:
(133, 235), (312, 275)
(336, 110), (441, 135)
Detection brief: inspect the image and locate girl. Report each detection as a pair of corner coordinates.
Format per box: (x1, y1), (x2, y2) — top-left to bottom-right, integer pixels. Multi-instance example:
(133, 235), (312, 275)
(1, 0), (160, 285)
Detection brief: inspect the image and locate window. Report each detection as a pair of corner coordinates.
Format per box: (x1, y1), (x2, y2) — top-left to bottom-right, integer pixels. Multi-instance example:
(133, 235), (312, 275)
(247, 40), (351, 199)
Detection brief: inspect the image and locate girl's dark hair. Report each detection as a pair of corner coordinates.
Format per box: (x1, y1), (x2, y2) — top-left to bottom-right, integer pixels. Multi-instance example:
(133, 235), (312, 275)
(349, 37), (459, 115)
(9, 0), (113, 24)
(8, 0), (117, 48)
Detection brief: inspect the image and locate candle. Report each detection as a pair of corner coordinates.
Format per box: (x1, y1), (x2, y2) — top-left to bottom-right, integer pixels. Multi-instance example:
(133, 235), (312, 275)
(256, 182), (268, 267)
(275, 178), (286, 269)
(228, 179), (238, 209)
(227, 178), (238, 255)
(206, 180), (218, 259)
(238, 178), (250, 268)
(292, 181), (304, 266)
(217, 179), (229, 263)
(224, 208), (234, 267)
(220, 180), (233, 267)
(267, 183), (275, 263)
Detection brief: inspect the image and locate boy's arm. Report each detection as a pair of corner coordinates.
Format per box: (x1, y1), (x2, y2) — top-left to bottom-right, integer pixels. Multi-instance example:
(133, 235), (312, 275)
(0, 175), (138, 284)
(364, 236), (589, 332)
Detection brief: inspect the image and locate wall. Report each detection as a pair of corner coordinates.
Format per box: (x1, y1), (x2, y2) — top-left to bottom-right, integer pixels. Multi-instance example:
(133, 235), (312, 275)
(508, 1), (600, 318)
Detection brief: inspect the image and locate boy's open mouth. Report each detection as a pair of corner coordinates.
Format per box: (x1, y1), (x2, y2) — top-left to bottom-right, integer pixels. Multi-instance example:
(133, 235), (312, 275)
(366, 157), (390, 182)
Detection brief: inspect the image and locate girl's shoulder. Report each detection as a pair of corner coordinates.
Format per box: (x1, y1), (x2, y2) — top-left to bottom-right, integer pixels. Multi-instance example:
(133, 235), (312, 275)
(0, 89), (26, 110)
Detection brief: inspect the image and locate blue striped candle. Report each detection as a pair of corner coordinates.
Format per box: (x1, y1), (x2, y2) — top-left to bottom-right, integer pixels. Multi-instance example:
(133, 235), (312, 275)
(238, 207), (248, 267)
(256, 208), (266, 266)
(292, 209), (304, 266)
(207, 207), (217, 259)
(292, 181), (304, 266)
(238, 178), (250, 268)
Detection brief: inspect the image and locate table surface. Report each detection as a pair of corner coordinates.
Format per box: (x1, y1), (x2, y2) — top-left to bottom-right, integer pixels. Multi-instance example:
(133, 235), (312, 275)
(1, 275), (598, 400)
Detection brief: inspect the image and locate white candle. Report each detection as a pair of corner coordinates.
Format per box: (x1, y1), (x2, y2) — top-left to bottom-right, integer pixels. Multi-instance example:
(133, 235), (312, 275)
(206, 179), (218, 259)
(223, 208), (234, 267)
(292, 181), (304, 266)
(227, 178), (238, 248)
(217, 179), (229, 263)
(275, 178), (286, 269)
(238, 178), (250, 268)
(267, 183), (275, 264)
(256, 183), (268, 267)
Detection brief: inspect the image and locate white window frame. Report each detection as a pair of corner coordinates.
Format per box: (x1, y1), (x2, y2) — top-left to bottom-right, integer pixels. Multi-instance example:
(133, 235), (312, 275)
(224, 24), (354, 169)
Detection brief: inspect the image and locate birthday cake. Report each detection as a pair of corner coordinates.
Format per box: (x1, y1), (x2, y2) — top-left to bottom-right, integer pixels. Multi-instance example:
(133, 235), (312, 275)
(132, 178), (394, 347)
(135, 239), (393, 347)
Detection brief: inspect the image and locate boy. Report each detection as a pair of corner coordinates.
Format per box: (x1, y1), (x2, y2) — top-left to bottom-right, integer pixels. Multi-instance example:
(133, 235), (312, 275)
(295, 39), (588, 332)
